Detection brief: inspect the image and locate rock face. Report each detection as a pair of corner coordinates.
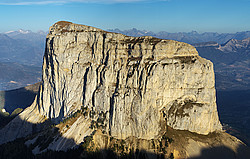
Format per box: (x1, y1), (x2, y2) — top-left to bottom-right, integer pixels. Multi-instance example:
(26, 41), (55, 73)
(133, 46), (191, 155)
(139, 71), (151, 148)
(35, 21), (221, 139)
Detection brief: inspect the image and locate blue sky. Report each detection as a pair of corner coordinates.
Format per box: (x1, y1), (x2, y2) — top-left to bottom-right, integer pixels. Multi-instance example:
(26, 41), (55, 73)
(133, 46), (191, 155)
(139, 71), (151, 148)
(0, 0), (249, 33)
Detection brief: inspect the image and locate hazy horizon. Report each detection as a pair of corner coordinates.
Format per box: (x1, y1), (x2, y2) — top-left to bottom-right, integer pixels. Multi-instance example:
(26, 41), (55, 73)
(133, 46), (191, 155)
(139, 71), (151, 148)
(0, 0), (249, 33)
(1, 26), (250, 35)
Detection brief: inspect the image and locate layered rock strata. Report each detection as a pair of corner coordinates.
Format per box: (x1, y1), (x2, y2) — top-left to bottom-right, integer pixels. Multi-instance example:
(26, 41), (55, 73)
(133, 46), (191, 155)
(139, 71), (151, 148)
(37, 21), (221, 139)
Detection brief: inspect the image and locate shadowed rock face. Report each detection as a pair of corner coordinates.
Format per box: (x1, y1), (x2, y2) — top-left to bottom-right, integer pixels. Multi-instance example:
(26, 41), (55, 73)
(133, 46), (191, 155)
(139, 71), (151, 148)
(35, 21), (221, 139)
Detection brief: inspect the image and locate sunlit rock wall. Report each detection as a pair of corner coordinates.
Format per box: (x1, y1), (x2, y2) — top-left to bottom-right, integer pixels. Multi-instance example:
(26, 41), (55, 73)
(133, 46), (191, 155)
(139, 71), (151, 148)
(37, 21), (222, 139)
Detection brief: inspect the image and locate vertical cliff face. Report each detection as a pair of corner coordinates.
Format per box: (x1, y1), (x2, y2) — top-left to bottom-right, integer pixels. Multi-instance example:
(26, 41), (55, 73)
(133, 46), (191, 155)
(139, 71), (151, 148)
(35, 21), (221, 139)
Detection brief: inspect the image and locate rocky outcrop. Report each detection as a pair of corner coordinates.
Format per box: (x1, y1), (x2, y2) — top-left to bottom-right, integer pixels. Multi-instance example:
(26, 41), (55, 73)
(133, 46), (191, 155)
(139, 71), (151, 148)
(36, 21), (221, 139)
(0, 21), (222, 145)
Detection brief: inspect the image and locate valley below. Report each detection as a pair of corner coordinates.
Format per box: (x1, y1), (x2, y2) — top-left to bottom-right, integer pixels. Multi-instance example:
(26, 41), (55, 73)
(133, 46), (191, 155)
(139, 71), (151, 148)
(217, 90), (250, 146)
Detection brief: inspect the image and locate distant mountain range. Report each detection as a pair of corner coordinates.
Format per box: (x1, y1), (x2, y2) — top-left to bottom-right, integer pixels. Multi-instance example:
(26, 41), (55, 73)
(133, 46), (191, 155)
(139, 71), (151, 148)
(0, 29), (46, 66)
(0, 62), (41, 90)
(108, 28), (250, 44)
(194, 38), (250, 91)
(0, 29), (45, 90)
(194, 37), (250, 52)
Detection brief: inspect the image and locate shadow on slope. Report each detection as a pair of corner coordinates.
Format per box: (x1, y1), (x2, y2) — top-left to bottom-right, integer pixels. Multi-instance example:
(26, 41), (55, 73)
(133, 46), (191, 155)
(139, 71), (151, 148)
(189, 145), (250, 159)
(0, 82), (41, 113)
(0, 114), (250, 159)
(0, 115), (165, 159)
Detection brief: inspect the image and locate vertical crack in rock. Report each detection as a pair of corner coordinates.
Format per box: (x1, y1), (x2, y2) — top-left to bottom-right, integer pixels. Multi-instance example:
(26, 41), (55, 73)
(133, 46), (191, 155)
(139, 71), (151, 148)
(102, 33), (106, 64)
(109, 70), (120, 135)
(82, 67), (90, 107)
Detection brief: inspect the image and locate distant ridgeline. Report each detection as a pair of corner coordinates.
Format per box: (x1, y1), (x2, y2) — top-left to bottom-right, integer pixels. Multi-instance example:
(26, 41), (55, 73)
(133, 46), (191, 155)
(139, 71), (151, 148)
(108, 28), (250, 44)
(194, 38), (250, 91)
(0, 30), (46, 66)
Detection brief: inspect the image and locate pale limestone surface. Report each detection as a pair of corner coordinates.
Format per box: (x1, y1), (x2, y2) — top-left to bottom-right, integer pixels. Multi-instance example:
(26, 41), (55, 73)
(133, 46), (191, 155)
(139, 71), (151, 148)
(37, 21), (221, 139)
(0, 21), (222, 146)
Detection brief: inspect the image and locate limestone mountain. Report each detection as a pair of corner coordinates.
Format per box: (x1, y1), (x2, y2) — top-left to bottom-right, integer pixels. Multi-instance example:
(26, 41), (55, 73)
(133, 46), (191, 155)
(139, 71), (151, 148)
(38, 21), (221, 135)
(0, 21), (249, 158)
